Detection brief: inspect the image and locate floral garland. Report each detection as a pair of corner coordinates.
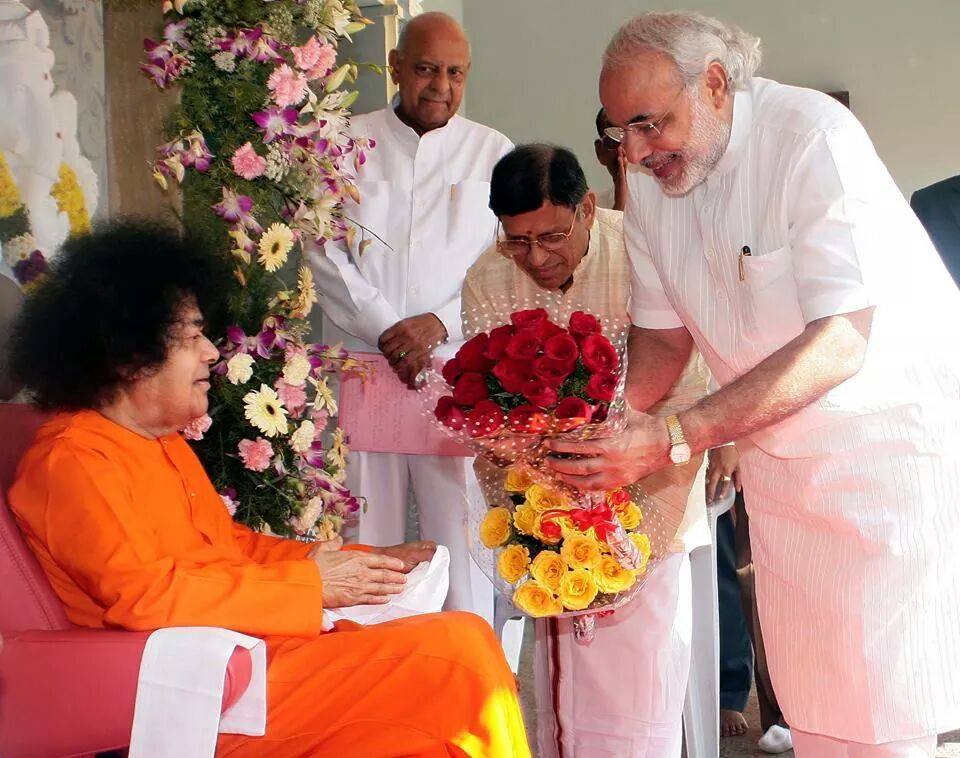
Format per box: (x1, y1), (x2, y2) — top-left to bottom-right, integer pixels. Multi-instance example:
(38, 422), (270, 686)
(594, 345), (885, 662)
(0, 152), (91, 289)
(143, 0), (375, 537)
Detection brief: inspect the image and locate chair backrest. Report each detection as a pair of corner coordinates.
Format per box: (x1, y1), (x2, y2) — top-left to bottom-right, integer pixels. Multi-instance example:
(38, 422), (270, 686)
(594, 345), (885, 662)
(0, 404), (70, 632)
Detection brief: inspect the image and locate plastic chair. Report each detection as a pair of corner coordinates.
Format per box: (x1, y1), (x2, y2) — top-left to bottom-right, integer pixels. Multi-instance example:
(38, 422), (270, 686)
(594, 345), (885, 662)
(682, 487), (736, 758)
(0, 404), (252, 757)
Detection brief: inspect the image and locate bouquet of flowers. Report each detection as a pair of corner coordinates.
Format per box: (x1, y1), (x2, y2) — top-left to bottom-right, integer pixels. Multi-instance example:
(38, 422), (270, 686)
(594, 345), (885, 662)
(419, 302), (674, 642)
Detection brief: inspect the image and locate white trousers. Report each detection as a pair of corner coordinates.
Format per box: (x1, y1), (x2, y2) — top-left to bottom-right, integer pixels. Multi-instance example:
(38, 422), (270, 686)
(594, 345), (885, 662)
(534, 552), (692, 758)
(346, 451), (494, 624)
(793, 730), (938, 757)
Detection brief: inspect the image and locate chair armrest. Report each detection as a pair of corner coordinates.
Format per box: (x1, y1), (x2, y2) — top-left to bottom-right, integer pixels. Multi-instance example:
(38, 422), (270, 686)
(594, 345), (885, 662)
(0, 628), (252, 757)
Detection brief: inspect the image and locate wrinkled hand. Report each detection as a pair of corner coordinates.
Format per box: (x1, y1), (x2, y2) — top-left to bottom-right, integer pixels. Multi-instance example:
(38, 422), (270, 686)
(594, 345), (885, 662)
(309, 543), (407, 608)
(543, 408), (672, 490)
(375, 540), (437, 572)
(706, 445), (741, 503)
(378, 314), (447, 389)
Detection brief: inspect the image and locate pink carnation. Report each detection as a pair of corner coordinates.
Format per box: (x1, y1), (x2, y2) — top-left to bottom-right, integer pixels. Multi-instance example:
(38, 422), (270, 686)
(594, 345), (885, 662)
(291, 36), (336, 80)
(181, 414), (212, 440)
(311, 406), (329, 430)
(238, 437), (273, 472)
(267, 63), (307, 107)
(220, 493), (238, 516)
(231, 142), (266, 180)
(275, 377), (307, 417)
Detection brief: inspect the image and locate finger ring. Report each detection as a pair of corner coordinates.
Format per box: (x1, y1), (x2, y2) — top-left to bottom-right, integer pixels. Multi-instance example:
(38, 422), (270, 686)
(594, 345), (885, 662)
(720, 475), (732, 482)
(398, 350), (408, 359)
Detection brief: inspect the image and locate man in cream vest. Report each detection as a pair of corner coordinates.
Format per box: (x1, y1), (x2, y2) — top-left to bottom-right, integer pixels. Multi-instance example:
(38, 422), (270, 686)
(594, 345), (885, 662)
(462, 144), (709, 757)
(309, 12), (512, 626)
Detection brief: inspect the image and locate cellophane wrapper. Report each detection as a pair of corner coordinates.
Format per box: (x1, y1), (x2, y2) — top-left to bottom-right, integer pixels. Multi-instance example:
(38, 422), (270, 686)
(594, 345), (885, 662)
(417, 294), (685, 637)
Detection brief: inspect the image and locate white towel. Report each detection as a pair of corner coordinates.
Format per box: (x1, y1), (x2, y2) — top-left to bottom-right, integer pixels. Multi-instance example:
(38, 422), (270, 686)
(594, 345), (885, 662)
(322, 545), (450, 629)
(129, 627), (266, 758)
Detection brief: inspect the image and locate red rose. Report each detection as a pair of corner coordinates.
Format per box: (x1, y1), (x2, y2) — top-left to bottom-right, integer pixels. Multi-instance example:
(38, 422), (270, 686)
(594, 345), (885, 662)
(493, 358), (532, 394)
(510, 308), (549, 329)
(538, 517), (563, 541)
(531, 319), (564, 341)
(466, 399), (506, 437)
(591, 403), (609, 423)
(456, 333), (495, 372)
(569, 311), (601, 337)
(484, 324), (514, 360)
(507, 404), (551, 434)
(544, 333), (579, 363)
(580, 334), (619, 373)
(441, 356), (463, 387)
(505, 329), (541, 360)
(533, 355), (575, 386)
(522, 378), (559, 408)
(553, 396), (591, 431)
(434, 396), (466, 431)
(606, 488), (631, 507)
(453, 372), (489, 406)
(586, 371), (617, 402)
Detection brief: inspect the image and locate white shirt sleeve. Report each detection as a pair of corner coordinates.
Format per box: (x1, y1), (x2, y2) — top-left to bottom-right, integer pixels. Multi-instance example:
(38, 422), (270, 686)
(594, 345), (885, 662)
(306, 238), (400, 348)
(624, 189), (684, 329)
(786, 125), (886, 324)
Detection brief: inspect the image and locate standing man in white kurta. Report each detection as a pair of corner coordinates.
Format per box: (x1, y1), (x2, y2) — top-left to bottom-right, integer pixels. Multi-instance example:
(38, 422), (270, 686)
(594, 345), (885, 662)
(309, 12), (512, 621)
(548, 12), (960, 758)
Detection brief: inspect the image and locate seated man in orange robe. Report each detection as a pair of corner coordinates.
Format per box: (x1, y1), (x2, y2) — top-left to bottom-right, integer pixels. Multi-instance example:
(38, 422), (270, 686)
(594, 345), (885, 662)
(6, 221), (530, 757)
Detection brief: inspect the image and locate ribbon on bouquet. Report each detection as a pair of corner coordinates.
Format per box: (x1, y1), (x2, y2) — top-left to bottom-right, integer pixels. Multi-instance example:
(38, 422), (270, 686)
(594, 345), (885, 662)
(540, 501), (619, 542)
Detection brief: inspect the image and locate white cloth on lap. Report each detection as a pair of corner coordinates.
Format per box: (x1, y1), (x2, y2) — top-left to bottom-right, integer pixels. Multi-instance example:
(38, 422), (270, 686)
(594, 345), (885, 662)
(322, 544), (450, 630)
(129, 627), (266, 758)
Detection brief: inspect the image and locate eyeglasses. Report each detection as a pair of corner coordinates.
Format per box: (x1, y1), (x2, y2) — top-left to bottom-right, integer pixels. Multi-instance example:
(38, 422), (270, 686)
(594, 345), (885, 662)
(603, 86), (686, 145)
(496, 208), (581, 259)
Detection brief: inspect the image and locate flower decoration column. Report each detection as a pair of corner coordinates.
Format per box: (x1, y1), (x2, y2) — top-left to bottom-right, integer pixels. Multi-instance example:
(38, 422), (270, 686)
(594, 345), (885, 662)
(142, 0), (375, 538)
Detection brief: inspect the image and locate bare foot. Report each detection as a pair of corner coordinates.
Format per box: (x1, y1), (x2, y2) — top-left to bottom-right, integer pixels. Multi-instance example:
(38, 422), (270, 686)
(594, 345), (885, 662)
(720, 709), (748, 738)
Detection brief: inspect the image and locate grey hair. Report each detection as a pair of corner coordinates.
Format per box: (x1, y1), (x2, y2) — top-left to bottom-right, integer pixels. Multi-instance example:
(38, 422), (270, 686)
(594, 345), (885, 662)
(603, 11), (762, 91)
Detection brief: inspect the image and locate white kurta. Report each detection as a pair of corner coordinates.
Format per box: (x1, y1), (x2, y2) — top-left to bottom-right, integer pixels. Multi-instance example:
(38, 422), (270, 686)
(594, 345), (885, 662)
(626, 77), (960, 744)
(307, 104), (512, 621)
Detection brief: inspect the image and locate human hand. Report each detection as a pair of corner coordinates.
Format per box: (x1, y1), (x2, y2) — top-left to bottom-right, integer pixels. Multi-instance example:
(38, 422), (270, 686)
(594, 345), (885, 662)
(706, 445), (741, 503)
(309, 546), (407, 608)
(378, 313), (447, 389)
(376, 540), (437, 572)
(543, 408), (672, 490)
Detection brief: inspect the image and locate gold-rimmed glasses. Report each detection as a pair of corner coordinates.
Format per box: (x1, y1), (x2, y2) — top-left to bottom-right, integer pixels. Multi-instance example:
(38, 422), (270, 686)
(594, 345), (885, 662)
(496, 207), (581, 259)
(603, 86), (687, 145)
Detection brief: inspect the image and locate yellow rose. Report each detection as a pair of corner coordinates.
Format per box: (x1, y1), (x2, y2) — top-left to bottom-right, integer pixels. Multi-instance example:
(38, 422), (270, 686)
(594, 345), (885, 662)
(629, 532), (652, 572)
(512, 503), (537, 535)
(497, 544), (531, 584)
(504, 467), (535, 493)
(560, 532), (603, 570)
(525, 483), (570, 512)
(594, 555), (638, 593)
(558, 568), (599, 611)
(618, 503), (644, 531)
(532, 512), (563, 545)
(513, 579), (563, 617)
(530, 550), (568, 592)
(479, 507), (513, 548)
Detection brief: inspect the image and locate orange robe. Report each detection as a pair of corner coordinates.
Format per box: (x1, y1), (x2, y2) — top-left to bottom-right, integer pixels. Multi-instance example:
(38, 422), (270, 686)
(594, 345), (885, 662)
(9, 411), (529, 757)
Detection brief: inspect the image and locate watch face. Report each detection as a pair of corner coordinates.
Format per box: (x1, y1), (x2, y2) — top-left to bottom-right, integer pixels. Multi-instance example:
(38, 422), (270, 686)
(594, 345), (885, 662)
(669, 443), (692, 465)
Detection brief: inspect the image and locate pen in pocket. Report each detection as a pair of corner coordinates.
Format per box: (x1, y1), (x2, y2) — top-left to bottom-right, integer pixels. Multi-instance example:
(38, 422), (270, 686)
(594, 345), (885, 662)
(738, 245), (752, 281)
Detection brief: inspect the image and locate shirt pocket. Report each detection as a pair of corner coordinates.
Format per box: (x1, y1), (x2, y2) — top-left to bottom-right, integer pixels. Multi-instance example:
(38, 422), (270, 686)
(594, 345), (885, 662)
(447, 179), (497, 254)
(740, 244), (806, 347)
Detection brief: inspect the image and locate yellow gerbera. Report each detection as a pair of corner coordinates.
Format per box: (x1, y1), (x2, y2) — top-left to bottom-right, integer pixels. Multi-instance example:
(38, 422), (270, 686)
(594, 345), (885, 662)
(243, 383), (289, 437)
(258, 222), (294, 272)
(292, 265), (318, 318)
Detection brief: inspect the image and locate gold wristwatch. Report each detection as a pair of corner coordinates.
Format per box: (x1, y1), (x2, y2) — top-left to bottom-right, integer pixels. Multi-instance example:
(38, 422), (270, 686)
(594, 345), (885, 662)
(665, 414), (691, 466)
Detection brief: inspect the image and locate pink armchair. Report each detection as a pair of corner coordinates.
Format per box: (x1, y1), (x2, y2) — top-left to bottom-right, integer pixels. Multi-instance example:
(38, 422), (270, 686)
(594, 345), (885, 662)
(0, 405), (252, 757)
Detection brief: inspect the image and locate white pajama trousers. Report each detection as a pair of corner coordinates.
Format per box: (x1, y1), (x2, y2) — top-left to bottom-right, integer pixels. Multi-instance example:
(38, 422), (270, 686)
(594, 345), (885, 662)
(346, 450), (495, 623)
(793, 731), (938, 757)
(534, 552), (692, 758)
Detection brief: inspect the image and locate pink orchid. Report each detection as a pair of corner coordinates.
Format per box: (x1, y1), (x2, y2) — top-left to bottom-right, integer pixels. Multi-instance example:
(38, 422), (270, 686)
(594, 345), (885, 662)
(211, 188), (261, 232)
(231, 142), (267, 180)
(238, 438), (273, 472)
(182, 131), (212, 172)
(249, 32), (283, 63)
(251, 107), (299, 143)
(181, 414), (212, 440)
(220, 492), (238, 516)
(215, 27), (259, 58)
(267, 64), (308, 107)
(163, 19), (191, 49)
